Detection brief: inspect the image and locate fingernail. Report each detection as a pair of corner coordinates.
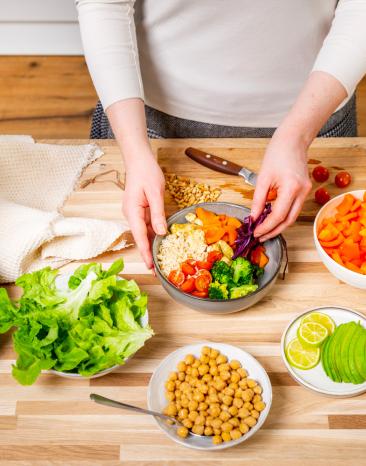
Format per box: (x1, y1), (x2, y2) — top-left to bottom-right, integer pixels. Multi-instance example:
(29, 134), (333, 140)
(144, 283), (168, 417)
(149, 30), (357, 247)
(156, 223), (167, 235)
(259, 236), (267, 243)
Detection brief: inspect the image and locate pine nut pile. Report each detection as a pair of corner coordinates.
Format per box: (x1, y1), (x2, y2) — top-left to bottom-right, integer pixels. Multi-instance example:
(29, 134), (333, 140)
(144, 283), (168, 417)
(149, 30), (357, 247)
(165, 173), (221, 208)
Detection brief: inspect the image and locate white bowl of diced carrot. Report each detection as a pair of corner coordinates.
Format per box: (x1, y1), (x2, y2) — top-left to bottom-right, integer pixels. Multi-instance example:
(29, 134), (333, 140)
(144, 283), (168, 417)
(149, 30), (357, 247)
(314, 190), (366, 288)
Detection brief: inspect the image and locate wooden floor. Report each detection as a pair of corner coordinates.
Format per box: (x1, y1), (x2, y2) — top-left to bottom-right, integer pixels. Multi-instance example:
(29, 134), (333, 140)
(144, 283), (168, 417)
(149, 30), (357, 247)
(0, 56), (366, 139)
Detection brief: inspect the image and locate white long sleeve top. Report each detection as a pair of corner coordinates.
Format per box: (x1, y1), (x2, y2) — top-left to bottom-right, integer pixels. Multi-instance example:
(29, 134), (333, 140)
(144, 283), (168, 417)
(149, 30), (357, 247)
(75, 0), (366, 127)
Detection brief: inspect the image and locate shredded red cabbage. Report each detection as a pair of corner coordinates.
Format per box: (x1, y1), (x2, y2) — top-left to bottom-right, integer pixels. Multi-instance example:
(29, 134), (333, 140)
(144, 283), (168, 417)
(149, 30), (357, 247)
(232, 203), (272, 259)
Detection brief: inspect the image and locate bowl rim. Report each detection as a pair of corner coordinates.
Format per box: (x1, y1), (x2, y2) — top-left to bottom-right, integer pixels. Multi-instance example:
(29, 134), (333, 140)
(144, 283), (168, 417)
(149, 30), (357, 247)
(147, 341), (273, 450)
(152, 201), (284, 303)
(313, 189), (366, 279)
(280, 305), (366, 397)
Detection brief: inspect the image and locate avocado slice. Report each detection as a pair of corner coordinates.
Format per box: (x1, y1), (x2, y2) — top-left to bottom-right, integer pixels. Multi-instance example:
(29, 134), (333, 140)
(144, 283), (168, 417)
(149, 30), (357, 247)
(354, 324), (366, 381)
(321, 336), (331, 378)
(333, 323), (351, 383)
(327, 325), (342, 383)
(340, 322), (357, 383)
(347, 323), (365, 384)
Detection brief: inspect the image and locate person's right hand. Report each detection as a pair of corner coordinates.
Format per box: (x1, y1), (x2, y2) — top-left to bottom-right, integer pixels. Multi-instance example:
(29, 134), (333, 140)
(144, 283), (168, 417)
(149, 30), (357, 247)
(123, 150), (167, 269)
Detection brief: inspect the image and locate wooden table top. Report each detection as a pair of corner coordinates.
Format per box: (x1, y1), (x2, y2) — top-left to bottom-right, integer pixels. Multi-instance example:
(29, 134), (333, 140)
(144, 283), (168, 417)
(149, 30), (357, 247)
(1, 138), (366, 465)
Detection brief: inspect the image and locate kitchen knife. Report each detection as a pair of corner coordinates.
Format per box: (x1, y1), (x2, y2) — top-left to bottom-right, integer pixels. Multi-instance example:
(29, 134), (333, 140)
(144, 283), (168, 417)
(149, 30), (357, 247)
(185, 147), (258, 186)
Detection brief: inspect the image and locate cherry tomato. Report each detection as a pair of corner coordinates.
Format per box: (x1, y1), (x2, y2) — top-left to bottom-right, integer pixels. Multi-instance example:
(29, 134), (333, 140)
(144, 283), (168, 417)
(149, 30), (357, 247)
(194, 270), (212, 291)
(312, 165), (329, 182)
(335, 171), (352, 188)
(207, 251), (223, 263)
(168, 269), (185, 287)
(181, 261), (196, 276)
(315, 187), (330, 205)
(191, 290), (208, 298)
(196, 260), (212, 270)
(180, 277), (196, 293)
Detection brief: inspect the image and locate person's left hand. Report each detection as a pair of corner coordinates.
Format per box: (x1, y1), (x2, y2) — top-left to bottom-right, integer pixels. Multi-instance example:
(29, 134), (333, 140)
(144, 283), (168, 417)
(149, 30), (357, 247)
(251, 131), (312, 241)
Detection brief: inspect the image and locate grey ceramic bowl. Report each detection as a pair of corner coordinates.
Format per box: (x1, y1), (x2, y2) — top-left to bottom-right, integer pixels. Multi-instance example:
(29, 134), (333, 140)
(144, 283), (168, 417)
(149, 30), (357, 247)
(152, 202), (283, 314)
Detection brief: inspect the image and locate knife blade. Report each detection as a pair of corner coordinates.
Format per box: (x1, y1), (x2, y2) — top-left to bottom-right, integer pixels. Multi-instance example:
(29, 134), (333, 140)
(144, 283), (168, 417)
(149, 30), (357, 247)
(185, 147), (258, 187)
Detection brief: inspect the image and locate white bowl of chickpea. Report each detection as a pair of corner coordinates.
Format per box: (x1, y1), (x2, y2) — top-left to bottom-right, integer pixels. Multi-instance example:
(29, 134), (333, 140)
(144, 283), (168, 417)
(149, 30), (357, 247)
(147, 343), (272, 450)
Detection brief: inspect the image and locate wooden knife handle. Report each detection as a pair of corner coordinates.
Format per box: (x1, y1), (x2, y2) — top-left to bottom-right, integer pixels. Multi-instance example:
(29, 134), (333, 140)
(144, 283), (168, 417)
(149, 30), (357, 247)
(185, 147), (242, 176)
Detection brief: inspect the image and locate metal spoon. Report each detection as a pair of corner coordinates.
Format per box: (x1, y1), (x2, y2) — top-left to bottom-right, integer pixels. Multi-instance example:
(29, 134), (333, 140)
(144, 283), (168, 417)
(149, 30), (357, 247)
(90, 393), (191, 430)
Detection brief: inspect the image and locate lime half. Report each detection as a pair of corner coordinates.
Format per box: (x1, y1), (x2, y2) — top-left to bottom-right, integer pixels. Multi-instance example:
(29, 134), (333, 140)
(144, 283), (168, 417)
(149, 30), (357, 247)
(300, 312), (336, 335)
(297, 322), (328, 348)
(285, 337), (320, 370)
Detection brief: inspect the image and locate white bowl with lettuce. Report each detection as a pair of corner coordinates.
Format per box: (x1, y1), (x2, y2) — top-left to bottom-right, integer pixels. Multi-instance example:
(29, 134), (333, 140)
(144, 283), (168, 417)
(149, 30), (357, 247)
(0, 259), (153, 385)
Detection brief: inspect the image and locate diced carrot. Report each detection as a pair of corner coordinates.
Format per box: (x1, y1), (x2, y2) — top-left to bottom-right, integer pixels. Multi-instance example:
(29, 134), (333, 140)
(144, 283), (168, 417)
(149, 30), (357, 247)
(331, 251), (344, 266)
(336, 193), (355, 216)
(348, 222), (362, 242)
(319, 234), (344, 248)
(226, 227), (238, 246)
(340, 240), (360, 261)
(196, 207), (220, 225)
(336, 212), (359, 222)
(351, 199), (362, 212)
(205, 227), (226, 244)
(318, 224), (339, 242)
(334, 222), (346, 232)
(323, 247), (335, 255)
(351, 258), (363, 267)
(345, 261), (361, 273)
(226, 217), (242, 229)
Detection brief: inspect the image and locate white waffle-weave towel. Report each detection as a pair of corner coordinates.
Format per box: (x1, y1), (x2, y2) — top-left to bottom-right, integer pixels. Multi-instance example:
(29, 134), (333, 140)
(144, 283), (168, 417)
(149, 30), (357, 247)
(0, 137), (130, 283)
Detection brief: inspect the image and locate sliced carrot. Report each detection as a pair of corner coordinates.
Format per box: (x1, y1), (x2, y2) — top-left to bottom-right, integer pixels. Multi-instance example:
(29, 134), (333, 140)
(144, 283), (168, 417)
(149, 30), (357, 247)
(196, 207), (220, 225)
(336, 212), (359, 222)
(226, 227), (238, 246)
(351, 199), (362, 212)
(319, 234), (345, 248)
(226, 217), (242, 229)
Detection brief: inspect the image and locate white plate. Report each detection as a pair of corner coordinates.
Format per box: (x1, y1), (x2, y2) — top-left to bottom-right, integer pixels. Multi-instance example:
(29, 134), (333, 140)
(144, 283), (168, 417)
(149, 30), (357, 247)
(281, 306), (366, 397)
(147, 342), (272, 450)
(45, 272), (149, 379)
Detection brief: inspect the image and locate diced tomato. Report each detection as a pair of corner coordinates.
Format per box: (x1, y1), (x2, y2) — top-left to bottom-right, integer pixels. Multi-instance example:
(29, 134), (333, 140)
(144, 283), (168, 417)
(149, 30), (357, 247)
(194, 269), (212, 291)
(168, 269), (185, 287)
(196, 260), (212, 270)
(191, 290), (208, 298)
(207, 251), (223, 263)
(181, 261), (196, 276)
(180, 277), (196, 293)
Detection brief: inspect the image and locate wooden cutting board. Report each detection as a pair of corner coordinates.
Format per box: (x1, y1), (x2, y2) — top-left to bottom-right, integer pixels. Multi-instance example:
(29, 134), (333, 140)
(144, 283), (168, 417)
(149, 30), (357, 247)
(1, 138), (366, 465)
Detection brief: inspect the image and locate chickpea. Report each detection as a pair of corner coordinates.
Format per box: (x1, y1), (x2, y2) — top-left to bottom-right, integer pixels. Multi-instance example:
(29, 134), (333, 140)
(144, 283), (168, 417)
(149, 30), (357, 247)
(180, 397), (189, 408)
(221, 432), (231, 442)
(220, 371), (231, 381)
(178, 408), (188, 419)
(214, 380), (226, 391)
(230, 429), (242, 440)
(244, 416), (257, 427)
(218, 363), (230, 372)
(188, 400), (198, 411)
(210, 365), (219, 376)
(213, 428), (222, 436)
(202, 374), (212, 383)
(254, 385), (263, 395)
(186, 366), (192, 375)
(210, 348), (220, 359)
(234, 389), (243, 399)
(251, 410), (260, 419)
(237, 368), (247, 378)
(216, 354), (228, 365)
(242, 389), (254, 402)
(208, 393), (219, 404)
(229, 382), (239, 390)
(233, 398), (243, 409)
(211, 418), (223, 430)
(182, 418), (193, 429)
(221, 404), (229, 412)
(177, 361), (187, 372)
(192, 359), (200, 368)
(220, 410), (231, 422)
(223, 387), (235, 397)
(218, 392), (224, 402)
(243, 402), (253, 410)
(254, 401), (266, 412)
(192, 425), (204, 436)
(247, 379), (257, 388)
(205, 416), (213, 426)
(200, 354), (210, 364)
(193, 391), (205, 402)
(229, 417), (240, 427)
(208, 386), (217, 395)
(165, 380), (175, 392)
(166, 404), (177, 417)
(184, 354), (195, 365)
(198, 364), (209, 376)
(209, 405), (221, 418)
(198, 383), (208, 394)
(201, 410), (209, 418)
(202, 346), (211, 356)
(169, 371), (178, 381)
(238, 408), (250, 419)
(175, 380), (181, 388)
(229, 359), (241, 370)
(188, 410), (199, 422)
(212, 435), (222, 445)
(165, 391), (175, 402)
(221, 422), (233, 432)
(180, 382), (189, 392)
(178, 372), (185, 381)
(230, 372), (241, 384)
(222, 395), (233, 406)
(195, 415), (205, 426)
(208, 358), (217, 367)
(198, 402), (208, 411)
(239, 379), (248, 389)
(252, 394), (262, 403)
(175, 401), (182, 410)
(228, 405), (238, 416)
(177, 426), (189, 438)
(239, 423), (249, 434)
(191, 367), (199, 378)
(204, 426), (214, 436)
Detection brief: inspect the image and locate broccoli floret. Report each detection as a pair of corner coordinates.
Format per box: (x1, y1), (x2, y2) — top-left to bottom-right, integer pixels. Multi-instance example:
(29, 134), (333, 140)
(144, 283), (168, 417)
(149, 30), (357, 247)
(208, 281), (229, 300)
(252, 264), (264, 280)
(211, 260), (232, 284)
(229, 284), (258, 299)
(231, 257), (253, 285)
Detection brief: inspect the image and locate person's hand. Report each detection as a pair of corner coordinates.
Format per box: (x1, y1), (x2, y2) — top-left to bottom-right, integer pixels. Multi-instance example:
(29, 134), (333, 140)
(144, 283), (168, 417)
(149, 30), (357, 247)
(123, 150), (167, 269)
(251, 131), (312, 241)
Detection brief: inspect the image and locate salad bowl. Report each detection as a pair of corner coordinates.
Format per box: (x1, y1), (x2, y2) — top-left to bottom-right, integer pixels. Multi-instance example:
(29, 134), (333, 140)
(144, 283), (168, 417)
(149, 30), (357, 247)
(152, 202), (284, 314)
